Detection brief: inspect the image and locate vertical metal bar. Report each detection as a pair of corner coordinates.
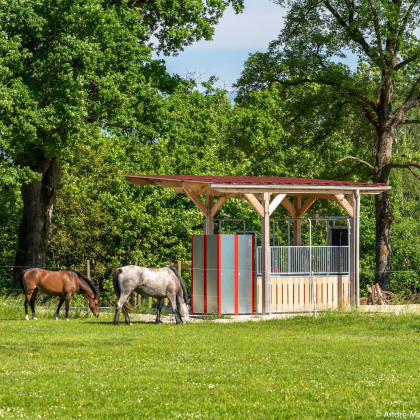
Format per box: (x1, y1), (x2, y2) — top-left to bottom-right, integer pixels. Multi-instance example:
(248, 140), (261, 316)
(272, 220), (275, 246)
(347, 219), (351, 277)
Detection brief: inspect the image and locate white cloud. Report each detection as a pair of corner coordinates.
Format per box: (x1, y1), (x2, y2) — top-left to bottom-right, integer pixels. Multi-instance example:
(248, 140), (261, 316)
(187, 0), (286, 51)
(160, 0), (287, 88)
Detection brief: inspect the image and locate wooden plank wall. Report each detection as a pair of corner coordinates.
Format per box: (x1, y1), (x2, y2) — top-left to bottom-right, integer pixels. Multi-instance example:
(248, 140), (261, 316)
(257, 276), (349, 313)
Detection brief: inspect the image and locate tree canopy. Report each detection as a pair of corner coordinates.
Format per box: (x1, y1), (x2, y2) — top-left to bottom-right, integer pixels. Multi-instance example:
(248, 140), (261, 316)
(0, 0), (243, 282)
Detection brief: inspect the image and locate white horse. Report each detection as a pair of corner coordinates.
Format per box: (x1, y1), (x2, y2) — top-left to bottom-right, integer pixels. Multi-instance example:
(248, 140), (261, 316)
(113, 265), (189, 325)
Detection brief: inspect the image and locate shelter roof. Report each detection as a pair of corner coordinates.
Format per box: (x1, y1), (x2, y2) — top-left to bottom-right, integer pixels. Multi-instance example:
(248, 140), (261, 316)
(122, 174), (390, 195)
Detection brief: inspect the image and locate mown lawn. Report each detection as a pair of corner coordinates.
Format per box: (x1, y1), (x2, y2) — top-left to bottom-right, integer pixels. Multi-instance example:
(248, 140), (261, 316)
(0, 303), (419, 419)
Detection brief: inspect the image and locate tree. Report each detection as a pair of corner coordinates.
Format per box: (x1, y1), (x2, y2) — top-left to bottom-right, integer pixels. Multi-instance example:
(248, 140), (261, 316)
(0, 0), (243, 286)
(44, 82), (235, 303)
(236, 0), (420, 289)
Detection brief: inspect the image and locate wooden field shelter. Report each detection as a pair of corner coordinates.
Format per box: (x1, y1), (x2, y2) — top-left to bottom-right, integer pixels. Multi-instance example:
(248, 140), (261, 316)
(123, 175), (390, 314)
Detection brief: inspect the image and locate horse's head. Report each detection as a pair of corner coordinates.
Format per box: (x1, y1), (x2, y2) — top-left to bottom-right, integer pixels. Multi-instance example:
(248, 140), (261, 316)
(88, 295), (100, 317)
(72, 270), (100, 318)
(179, 301), (190, 323)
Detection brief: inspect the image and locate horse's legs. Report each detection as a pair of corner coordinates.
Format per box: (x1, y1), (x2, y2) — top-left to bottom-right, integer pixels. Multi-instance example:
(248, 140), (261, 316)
(64, 293), (71, 321)
(55, 298), (65, 320)
(122, 302), (132, 325)
(29, 288), (39, 320)
(177, 291), (190, 324)
(168, 294), (182, 324)
(155, 299), (163, 324)
(113, 293), (131, 326)
(24, 290), (33, 320)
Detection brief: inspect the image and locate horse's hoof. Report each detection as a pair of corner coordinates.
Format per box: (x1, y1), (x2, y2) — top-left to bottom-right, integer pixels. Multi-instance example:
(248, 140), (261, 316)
(65, 318), (69, 322)
(155, 320), (163, 324)
(25, 315), (29, 321)
(113, 322), (119, 326)
(125, 322), (133, 326)
(54, 317), (58, 321)
(33, 317), (38, 321)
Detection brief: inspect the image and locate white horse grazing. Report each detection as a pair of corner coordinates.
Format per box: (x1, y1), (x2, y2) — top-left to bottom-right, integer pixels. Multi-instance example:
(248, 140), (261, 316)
(113, 265), (189, 325)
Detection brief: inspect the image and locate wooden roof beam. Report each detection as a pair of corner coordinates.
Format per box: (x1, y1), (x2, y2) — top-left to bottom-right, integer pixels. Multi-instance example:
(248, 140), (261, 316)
(183, 188), (207, 216)
(210, 196), (227, 218)
(298, 197), (317, 218)
(243, 193), (265, 217)
(269, 194), (286, 216)
(333, 194), (354, 217)
(281, 197), (296, 217)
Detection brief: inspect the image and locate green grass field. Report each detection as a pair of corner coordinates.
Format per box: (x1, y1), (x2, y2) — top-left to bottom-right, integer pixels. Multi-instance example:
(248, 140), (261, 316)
(0, 299), (419, 419)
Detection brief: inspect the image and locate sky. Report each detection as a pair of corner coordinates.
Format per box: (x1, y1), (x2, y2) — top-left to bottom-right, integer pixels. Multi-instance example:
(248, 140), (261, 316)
(158, 0), (286, 90)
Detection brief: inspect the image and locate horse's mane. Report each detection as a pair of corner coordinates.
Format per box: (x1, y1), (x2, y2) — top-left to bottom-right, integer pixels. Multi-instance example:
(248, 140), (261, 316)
(68, 269), (100, 300)
(168, 266), (189, 305)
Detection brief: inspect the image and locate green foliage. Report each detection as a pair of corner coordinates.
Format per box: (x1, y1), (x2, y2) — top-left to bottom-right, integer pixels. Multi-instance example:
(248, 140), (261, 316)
(389, 171), (420, 294)
(0, 0), (243, 171)
(42, 84), (235, 304)
(0, 0), (242, 294)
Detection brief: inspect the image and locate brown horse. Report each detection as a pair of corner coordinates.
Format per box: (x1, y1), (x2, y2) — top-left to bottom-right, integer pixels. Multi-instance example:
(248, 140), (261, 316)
(20, 268), (100, 321)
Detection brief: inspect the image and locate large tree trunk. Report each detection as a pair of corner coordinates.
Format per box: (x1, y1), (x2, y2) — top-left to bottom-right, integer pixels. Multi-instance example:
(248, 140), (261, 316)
(13, 159), (60, 287)
(374, 128), (394, 291)
(374, 189), (393, 290)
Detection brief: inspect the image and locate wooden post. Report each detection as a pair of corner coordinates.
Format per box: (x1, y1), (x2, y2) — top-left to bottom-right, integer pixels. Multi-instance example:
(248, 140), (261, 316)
(261, 192), (271, 314)
(148, 297), (152, 309)
(293, 197), (302, 246)
(355, 190), (360, 307)
(349, 193), (357, 306)
(205, 195), (214, 235)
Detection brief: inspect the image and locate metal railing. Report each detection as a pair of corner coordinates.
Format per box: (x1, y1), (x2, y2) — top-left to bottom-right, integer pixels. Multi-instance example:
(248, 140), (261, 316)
(256, 246), (349, 276)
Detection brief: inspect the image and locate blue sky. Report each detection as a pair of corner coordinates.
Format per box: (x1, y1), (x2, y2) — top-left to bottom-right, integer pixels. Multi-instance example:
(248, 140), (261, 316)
(159, 0), (286, 89)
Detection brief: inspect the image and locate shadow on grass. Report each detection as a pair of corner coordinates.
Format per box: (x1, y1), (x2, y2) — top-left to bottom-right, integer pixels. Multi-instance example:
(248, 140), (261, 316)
(84, 320), (165, 325)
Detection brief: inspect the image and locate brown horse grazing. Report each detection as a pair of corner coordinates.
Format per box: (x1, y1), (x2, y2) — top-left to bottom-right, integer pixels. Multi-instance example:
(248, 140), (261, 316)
(20, 268), (100, 321)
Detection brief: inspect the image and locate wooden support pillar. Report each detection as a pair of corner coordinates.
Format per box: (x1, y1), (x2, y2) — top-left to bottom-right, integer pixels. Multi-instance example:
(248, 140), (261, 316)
(293, 197), (302, 246)
(349, 192), (359, 306)
(205, 195), (214, 235)
(355, 190), (360, 306)
(261, 192), (271, 314)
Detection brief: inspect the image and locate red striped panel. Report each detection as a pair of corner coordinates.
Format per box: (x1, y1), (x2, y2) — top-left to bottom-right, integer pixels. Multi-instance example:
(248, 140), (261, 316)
(204, 235), (207, 315)
(217, 234), (221, 316)
(251, 235), (255, 315)
(234, 235), (238, 315)
(191, 235), (194, 314)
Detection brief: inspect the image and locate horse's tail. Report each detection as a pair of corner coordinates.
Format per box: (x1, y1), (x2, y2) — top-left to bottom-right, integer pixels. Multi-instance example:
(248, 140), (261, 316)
(18, 269), (26, 293)
(113, 268), (133, 314)
(113, 269), (122, 298)
(168, 265), (189, 305)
